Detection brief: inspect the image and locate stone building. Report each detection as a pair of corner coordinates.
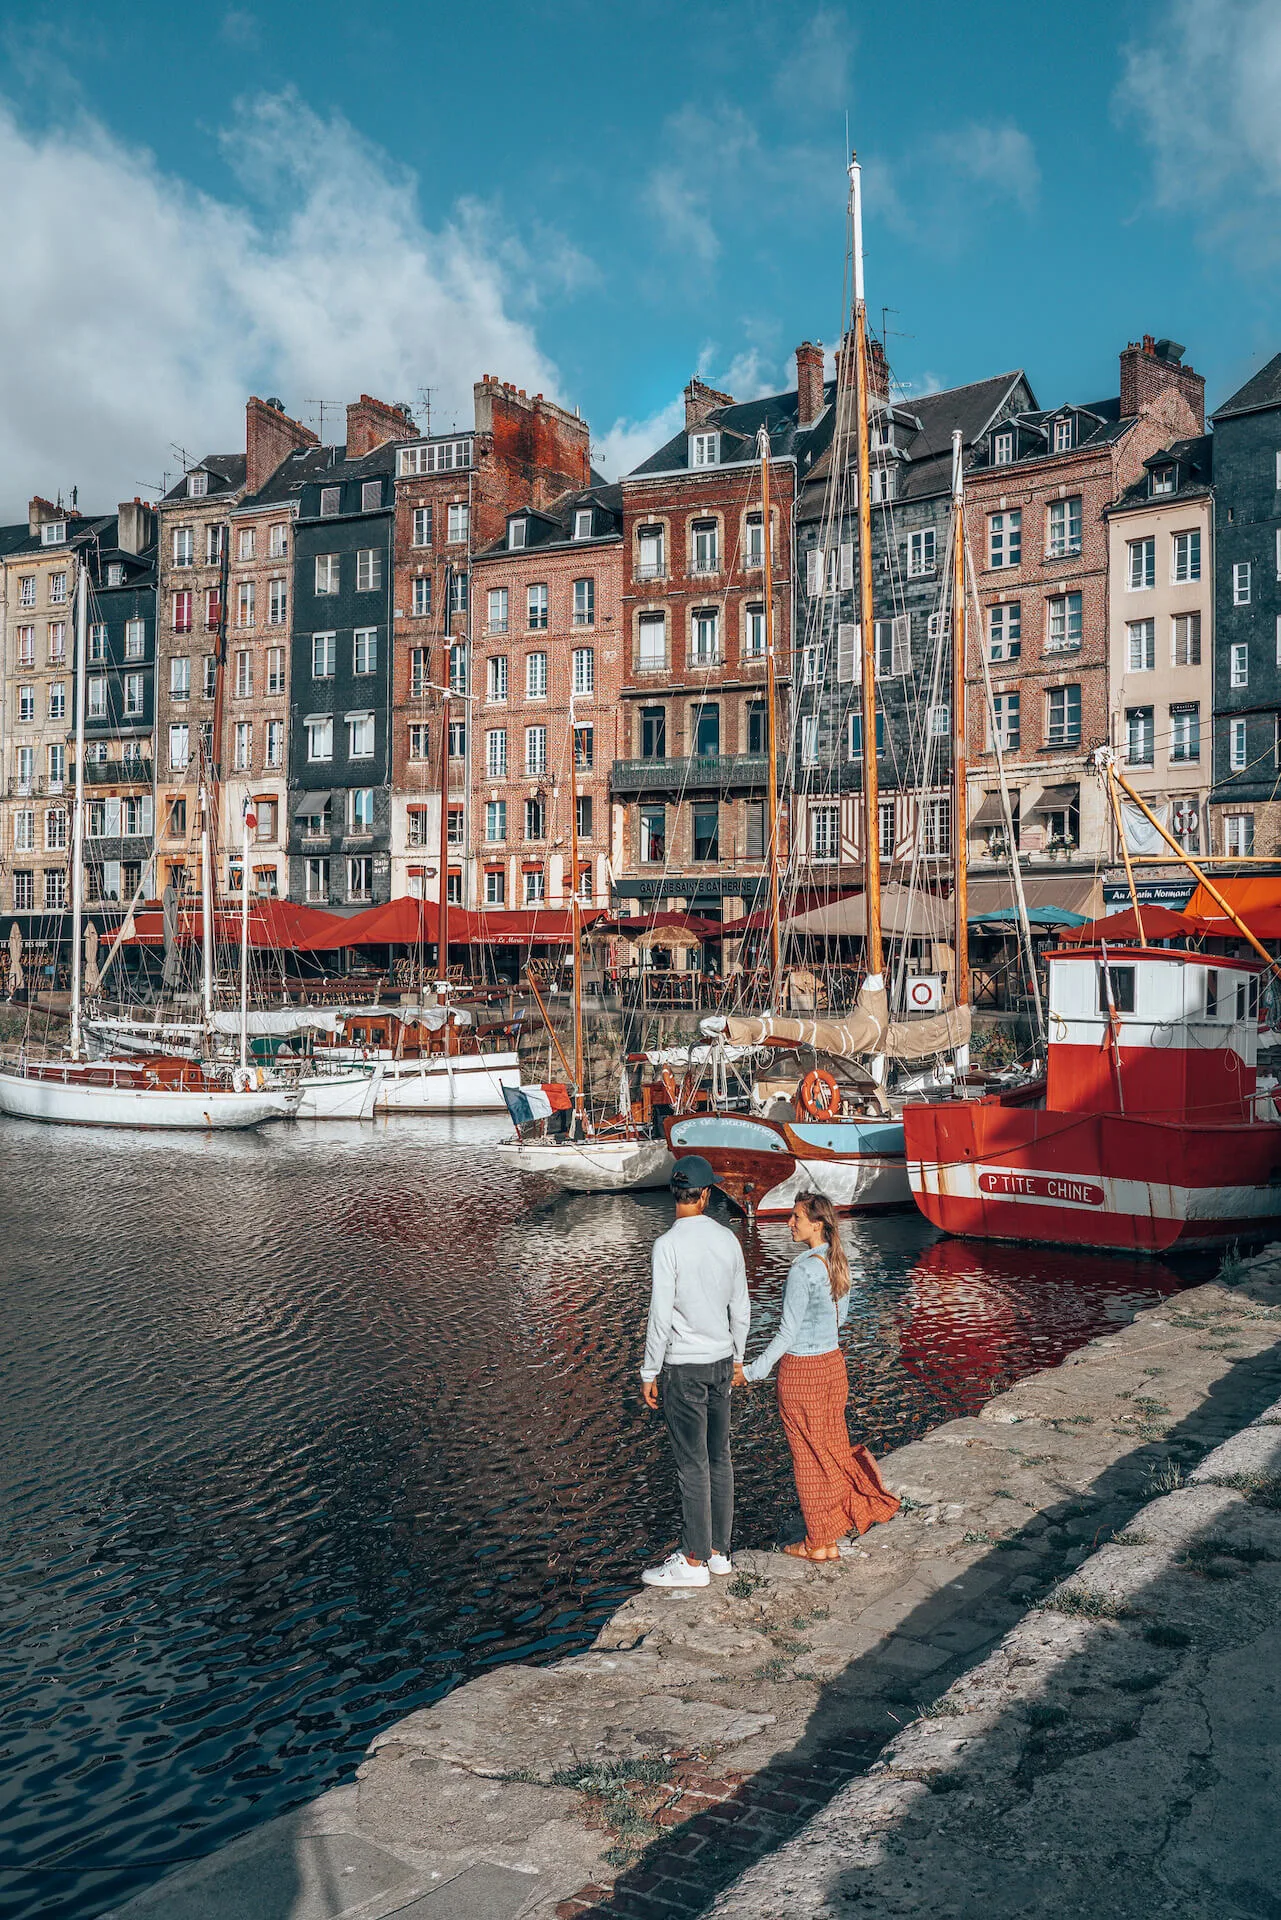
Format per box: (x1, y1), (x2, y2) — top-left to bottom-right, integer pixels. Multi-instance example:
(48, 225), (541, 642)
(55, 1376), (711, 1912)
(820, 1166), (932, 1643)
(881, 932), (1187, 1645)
(81, 502), (159, 908)
(390, 380), (591, 903)
(1207, 352), (1281, 861)
(963, 335), (1205, 914)
(469, 484), (623, 913)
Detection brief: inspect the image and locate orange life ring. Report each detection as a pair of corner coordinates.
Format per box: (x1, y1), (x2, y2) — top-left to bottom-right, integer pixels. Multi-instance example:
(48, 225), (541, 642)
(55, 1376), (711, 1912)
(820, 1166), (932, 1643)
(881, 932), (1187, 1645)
(797, 1068), (842, 1121)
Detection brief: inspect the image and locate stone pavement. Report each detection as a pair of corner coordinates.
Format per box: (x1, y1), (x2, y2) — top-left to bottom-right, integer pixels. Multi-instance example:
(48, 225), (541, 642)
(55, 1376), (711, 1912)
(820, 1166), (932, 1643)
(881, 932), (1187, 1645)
(110, 1257), (1281, 1920)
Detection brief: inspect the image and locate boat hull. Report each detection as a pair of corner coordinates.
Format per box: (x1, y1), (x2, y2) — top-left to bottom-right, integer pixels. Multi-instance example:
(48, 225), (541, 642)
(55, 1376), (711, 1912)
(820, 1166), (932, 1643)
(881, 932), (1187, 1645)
(903, 1099), (1281, 1252)
(667, 1112), (911, 1218)
(0, 1068), (299, 1130)
(665, 1113), (797, 1216)
(371, 1052), (521, 1113)
(293, 1067), (383, 1121)
(494, 1137), (674, 1192)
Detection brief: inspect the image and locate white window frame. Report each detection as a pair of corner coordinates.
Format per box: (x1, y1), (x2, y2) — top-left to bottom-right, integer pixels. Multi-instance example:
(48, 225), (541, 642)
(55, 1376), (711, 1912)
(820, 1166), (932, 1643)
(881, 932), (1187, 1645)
(907, 529), (936, 576)
(1127, 619), (1155, 672)
(1171, 529), (1201, 584)
(311, 632), (336, 678)
(1234, 561), (1252, 605)
(347, 713), (375, 759)
(306, 717), (333, 763)
(485, 728), (508, 777)
(689, 431), (720, 468)
(314, 554), (339, 595)
(526, 651), (548, 699)
(353, 628), (378, 675)
(487, 655), (509, 703)
(1230, 642), (1249, 689)
(572, 646), (595, 695)
(1128, 537), (1156, 591)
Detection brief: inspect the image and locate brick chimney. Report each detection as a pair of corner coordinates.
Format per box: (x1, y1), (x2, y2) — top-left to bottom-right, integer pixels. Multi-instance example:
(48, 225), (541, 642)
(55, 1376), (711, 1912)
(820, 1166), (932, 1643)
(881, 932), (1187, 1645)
(28, 495), (62, 536)
(795, 341), (825, 427)
(116, 499), (155, 555)
(683, 376), (734, 431)
(473, 378), (592, 504)
(345, 393), (416, 459)
(245, 396), (319, 493)
(832, 332), (890, 406)
(1119, 336), (1205, 432)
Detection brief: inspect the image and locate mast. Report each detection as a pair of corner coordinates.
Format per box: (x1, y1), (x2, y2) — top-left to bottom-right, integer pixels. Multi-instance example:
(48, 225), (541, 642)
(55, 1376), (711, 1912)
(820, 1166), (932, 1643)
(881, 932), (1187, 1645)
(200, 778), (214, 1036)
(850, 152), (884, 984)
(950, 429), (970, 1059)
(756, 426), (783, 997)
(436, 685), (450, 1000)
(68, 562), (88, 1062)
(567, 698), (586, 1130)
(239, 800), (251, 1073)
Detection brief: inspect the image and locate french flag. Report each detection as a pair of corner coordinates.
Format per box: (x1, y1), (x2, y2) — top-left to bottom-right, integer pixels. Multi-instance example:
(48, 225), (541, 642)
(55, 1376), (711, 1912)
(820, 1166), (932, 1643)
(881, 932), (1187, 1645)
(503, 1082), (573, 1126)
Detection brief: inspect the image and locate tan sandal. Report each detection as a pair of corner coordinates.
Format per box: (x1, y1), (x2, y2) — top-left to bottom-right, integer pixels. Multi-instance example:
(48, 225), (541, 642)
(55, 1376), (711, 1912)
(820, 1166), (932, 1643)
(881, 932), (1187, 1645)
(782, 1540), (839, 1562)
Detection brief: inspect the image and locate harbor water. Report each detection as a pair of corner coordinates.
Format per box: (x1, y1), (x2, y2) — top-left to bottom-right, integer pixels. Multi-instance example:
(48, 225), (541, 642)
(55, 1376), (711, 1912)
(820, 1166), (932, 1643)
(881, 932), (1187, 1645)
(0, 1117), (1207, 1918)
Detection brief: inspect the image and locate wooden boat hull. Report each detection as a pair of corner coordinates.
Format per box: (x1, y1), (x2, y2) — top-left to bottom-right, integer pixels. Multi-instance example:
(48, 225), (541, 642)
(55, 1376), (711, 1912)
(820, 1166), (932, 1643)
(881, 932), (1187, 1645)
(0, 1067), (299, 1130)
(494, 1137), (674, 1192)
(667, 1112), (911, 1217)
(665, 1114), (797, 1216)
(903, 1098), (1281, 1252)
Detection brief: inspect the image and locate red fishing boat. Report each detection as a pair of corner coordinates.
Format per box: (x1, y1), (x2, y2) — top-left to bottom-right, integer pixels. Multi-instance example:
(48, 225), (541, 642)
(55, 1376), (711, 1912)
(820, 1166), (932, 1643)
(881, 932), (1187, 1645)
(904, 941), (1281, 1253)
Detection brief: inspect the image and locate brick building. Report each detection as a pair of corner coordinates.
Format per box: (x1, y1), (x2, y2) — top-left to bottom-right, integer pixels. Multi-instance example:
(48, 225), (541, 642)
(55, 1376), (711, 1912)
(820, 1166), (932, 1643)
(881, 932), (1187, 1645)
(963, 336), (1205, 912)
(390, 380), (591, 902)
(469, 484), (623, 913)
(613, 362), (817, 929)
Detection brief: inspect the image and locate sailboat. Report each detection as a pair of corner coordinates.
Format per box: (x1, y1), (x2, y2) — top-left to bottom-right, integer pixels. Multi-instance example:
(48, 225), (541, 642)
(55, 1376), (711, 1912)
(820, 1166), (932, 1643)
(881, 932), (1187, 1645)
(0, 569), (300, 1129)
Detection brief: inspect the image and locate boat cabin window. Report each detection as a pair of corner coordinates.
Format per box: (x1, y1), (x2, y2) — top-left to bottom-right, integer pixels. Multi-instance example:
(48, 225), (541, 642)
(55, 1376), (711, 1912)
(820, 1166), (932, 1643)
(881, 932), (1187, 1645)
(1205, 970), (1217, 1018)
(1236, 978), (1259, 1021)
(1097, 965), (1135, 1015)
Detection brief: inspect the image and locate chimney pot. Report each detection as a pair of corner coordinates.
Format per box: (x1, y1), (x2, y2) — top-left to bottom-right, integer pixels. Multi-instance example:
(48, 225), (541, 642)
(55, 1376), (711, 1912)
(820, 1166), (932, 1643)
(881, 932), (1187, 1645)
(795, 340), (825, 427)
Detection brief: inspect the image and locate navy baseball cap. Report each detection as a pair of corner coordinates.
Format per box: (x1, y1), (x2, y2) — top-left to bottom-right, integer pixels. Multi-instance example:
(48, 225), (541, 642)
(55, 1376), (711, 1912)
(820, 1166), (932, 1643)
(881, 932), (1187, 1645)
(671, 1154), (716, 1193)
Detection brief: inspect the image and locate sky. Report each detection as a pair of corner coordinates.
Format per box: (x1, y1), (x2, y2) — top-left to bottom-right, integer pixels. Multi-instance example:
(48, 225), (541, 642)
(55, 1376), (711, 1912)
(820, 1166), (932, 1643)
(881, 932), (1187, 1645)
(1, 0), (1279, 518)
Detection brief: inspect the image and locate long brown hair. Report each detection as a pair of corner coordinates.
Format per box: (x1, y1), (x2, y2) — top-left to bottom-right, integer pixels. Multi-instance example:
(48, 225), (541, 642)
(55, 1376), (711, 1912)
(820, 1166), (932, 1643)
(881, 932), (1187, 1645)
(795, 1191), (850, 1302)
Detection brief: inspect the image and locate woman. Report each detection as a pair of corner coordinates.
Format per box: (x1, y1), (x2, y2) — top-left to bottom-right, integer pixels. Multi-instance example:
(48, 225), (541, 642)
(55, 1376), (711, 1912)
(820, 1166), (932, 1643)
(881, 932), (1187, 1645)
(740, 1192), (899, 1560)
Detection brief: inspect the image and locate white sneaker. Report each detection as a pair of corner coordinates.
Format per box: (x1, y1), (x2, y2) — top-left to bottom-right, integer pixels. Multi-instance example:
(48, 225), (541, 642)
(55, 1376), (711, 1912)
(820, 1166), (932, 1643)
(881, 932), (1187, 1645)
(641, 1551), (710, 1589)
(708, 1552), (733, 1576)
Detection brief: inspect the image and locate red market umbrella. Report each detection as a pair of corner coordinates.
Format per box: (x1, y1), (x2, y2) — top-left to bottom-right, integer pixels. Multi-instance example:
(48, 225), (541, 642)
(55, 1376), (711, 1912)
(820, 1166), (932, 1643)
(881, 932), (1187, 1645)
(1058, 905), (1212, 945)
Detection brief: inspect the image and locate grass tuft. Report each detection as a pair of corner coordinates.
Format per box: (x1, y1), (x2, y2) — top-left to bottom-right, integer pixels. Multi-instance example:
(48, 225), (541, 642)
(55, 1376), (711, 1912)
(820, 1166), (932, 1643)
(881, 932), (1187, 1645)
(726, 1569), (765, 1600)
(1042, 1585), (1131, 1619)
(1112, 1529), (1152, 1547)
(1144, 1459), (1186, 1496)
(1207, 1471), (1281, 1511)
(916, 1695), (963, 1720)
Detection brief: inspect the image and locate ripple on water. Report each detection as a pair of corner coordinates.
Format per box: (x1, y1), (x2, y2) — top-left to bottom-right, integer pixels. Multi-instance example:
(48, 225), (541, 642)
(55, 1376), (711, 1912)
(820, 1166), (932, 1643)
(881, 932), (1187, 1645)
(0, 1114), (1203, 1917)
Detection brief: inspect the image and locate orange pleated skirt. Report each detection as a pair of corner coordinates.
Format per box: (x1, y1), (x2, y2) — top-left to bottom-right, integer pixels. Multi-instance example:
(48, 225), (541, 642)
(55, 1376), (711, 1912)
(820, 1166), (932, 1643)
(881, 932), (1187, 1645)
(776, 1349), (900, 1547)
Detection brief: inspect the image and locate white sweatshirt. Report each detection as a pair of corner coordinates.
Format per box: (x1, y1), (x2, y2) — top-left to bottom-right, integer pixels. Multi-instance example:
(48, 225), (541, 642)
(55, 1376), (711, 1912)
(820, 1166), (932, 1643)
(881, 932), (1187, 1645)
(641, 1214), (751, 1381)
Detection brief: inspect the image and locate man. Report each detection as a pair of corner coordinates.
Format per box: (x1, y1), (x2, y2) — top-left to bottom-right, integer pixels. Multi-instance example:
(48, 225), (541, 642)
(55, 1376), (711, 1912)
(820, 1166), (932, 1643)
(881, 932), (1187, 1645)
(640, 1156), (751, 1589)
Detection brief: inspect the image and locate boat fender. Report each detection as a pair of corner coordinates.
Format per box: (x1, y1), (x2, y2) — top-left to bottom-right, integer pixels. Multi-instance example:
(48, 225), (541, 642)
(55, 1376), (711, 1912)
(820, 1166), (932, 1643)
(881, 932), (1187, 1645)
(233, 1066), (252, 1093)
(797, 1068), (842, 1121)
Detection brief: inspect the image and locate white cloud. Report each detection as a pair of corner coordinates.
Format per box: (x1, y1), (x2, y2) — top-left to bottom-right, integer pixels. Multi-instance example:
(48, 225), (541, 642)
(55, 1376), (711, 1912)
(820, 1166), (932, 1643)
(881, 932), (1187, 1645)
(873, 121), (1040, 249)
(951, 123), (1041, 216)
(640, 102), (833, 266)
(0, 90), (564, 517)
(644, 166), (721, 264)
(775, 9), (853, 114)
(592, 346), (786, 481)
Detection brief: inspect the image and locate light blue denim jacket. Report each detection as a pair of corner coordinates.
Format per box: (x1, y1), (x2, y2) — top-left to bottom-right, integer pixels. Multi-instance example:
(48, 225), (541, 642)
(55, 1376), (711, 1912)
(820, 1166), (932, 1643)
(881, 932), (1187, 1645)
(742, 1248), (850, 1382)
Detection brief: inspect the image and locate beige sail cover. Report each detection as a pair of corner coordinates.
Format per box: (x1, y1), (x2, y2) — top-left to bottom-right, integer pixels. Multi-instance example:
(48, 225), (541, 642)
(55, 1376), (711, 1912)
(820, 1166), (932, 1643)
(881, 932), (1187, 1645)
(725, 985), (970, 1062)
(885, 1003), (972, 1059)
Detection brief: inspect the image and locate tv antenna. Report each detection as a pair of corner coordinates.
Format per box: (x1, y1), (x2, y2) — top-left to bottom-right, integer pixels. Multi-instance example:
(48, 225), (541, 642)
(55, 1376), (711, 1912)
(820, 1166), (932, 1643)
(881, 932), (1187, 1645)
(305, 399), (343, 441)
(416, 387), (435, 437)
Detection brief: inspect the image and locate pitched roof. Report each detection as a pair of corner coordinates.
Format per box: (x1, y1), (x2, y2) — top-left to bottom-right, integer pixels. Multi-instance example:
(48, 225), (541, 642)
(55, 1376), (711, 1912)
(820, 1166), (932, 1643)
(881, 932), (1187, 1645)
(800, 369), (1036, 511)
(475, 481), (623, 557)
(1108, 433), (1213, 514)
(1213, 351), (1281, 422)
(238, 443), (340, 509)
(162, 454), (247, 503)
(626, 383), (835, 478)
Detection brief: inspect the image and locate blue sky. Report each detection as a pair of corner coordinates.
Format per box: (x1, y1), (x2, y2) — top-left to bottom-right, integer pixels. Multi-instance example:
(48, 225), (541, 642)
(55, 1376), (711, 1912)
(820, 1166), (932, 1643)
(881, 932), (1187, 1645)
(0, 0), (1278, 512)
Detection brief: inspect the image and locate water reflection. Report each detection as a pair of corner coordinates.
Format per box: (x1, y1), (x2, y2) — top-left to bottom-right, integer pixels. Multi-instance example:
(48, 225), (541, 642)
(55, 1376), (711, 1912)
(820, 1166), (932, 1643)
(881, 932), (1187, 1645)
(0, 1121), (1204, 1918)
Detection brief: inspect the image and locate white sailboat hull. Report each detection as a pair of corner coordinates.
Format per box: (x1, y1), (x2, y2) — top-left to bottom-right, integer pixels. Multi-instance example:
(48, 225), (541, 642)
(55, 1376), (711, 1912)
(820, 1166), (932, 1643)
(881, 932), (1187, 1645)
(755, 1153), (912, 1218)
(293, 1066), (384, 1121)
(371, 1052), (521, 1113)
(0, 1069), (300, 1130)
(494, 1136), (674, 1192)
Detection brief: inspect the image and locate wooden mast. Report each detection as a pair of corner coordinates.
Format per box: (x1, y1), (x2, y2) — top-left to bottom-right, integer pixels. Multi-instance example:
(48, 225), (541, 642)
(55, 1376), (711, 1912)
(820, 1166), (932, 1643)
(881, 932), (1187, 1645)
(436, 681), (450, 999)
(567, 697), (587, 1129)
(850, 152), (884, 984)
(68, 563), (88, 1062)
(757, 427), (783, 997)
(950, 429), (971, 1037)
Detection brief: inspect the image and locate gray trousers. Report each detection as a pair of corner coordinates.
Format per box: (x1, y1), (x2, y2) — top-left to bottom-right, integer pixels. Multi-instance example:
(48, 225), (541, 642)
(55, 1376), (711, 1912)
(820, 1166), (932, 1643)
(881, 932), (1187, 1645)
(660, 1358), (734, 1562)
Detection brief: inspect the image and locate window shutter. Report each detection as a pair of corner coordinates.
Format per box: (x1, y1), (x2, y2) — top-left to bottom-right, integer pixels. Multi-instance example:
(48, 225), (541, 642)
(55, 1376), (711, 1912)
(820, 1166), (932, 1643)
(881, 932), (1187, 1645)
(806, 547), (823, 595)
(105, 798), (121, 837)
(839, 544), (855, 591)
(891, 613), (911, 676)
(837, 622), (859, 683)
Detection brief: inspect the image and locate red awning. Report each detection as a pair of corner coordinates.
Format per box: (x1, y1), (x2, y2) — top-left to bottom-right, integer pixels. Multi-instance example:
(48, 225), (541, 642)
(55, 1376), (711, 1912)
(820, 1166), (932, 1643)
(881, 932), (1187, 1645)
(1058, 905), (1213, 945)
(474, 907), (602, 946)
(1185, 878), (1281, 940)
(598, 911), (723, 939)
(117, 900), (351, 949)
(311, 897), (482, 948)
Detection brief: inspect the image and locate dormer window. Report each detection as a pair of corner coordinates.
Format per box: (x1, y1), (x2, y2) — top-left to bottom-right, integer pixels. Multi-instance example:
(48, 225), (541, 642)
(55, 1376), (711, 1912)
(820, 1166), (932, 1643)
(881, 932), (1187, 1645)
(508, 518), (527, 550)
(106, 563), (124, 587)
(1052, 416), (1074, 452)
(690, 432), (720, 468)
(993, 429), (1014, 465)
(573, 509), (593, 540)
(1151, 466), (1176, 496)
(319, 486), (341, 517)
(187, 471), (208, 498)
(40, 521), (66, 546)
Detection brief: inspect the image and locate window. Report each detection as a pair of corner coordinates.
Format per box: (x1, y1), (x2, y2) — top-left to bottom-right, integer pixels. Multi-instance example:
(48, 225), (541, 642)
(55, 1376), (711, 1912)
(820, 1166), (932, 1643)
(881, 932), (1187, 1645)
(306, 858), (330, 901)
(486, 729), (508, 777)
(691, 520), (719, 573)
(1128, 537), (1156, 590)
(484, 868), (506, 906)
(690, 432), (719, 467)
(487, 587), (509, 634)
(572, 723), (594, 771)
(507, 518), (527, 550)
(312, 632), (336, 677)
(447, 503), (469, 544)
(693, 804), (719, 860)
(745, 800), (766, 859)
(526, 651), (548, 699)
(49, 687), (67, 724)
(12, 869), (33, 911)
(637, 526), (665, 579)
(206, 524), (223, 564)
(638, 613), (666, 670)
(259, 646), (283, 694)
(878, 798), (896, 858)
(358, 479), (381, 513)
(870, 465), (897, 504)
(1225, 813), (1255, 856)
(449, 571), (468, 615)
(448, 643), (467, 695)
(1234, 561), (1252, 605)
(173, 590), (193, 633)
(106, 562), (124, 587)
(989, 510), (1021, 567)
(988, 692), (1020, 752)
(124, 673), (144, 717)
(1127, 619), (1155, 671)
(448, 719), (466, 758)
(173, 526), (194, 567)
(873, 615), (910, 677)
(168, 724), (190, 770)
(306, 717), (333, 762)
(47, 744), (65, 789)
(263, 521), (286, 560)
(235, 650), (253, 696)
(203, 656), (218, 698)
(993, 429), (1014, 465)
(1053, 416), (1074, 453)
(743, 602), (766, 658)
(907, 529), (936, 576)
(1173, 611), (1202, 666)
(1231, 642), (1249, 689)
(1170, 704), (1200, 763)
(16, 625), (34, 666)
(14, 746), (33, 791)
(1126, 706), (1155, 765)
(527, 583), (548, 630)
(350, 788), (374, 833)
(572, 646), (595, 695)
(44, 870), (67, 911)
(522, 868), (544, 906)
(348, 713), (375, 758)
(989, 601), (1021, 661)
(87, 677), (107, 720)
(17, 576), (35, 608)
(524, 797), (545, 840)
(745, 513), (764, 567)
(1047, 592), (1083, 651)
(205, 586), (221, 631)
(408, 723), (428, 761)
(345, 856), (371, 901)
(236, 526), (255, 563)
(314, 554), (338, 594)
(1047, 496), (1082, 558)
(572, 577), (595, 627)
(631, 707), (664, 764)
(746, 699), (767, 754)
(800, 714), (819, 768)
(923, 795), (951, 857)
(573, 509), (594, 541)
(400, 440), (472, 477)
(353, 628), (378, 674)
(928, 703), (950, 738)
(690, 608), (720, 665)
(412, 575), (432, 617)
(1098, 966), (1136, 1015)
(47, 622), (66, 665)
(266, 721), (283, 766)
(525, 725), (547, 775)
(485, 799), (507, 842)
(1172, 529), (1201, 583)
(412, 506), (432, 548)
(1151, 465), (1175, 495)
(87, 802), (109, 840)
(356, 549), (383, 592)
(234, 721), (252, 770)
(121, 618), (145, 661)
(1046, 684), (1082, 748)
(576, 794), (593, 841)
(45, 808), (67, 851)
(810, 805), (839, 862)
(267, 577), (287, 626)
(17, 685), (34, 721)
(318, 486), (341, 518)
(487, 654), (508, 703)
(14, 809), (34, 852)
(182, 469), (208, 500)
(1230, 718), (1248, 770)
